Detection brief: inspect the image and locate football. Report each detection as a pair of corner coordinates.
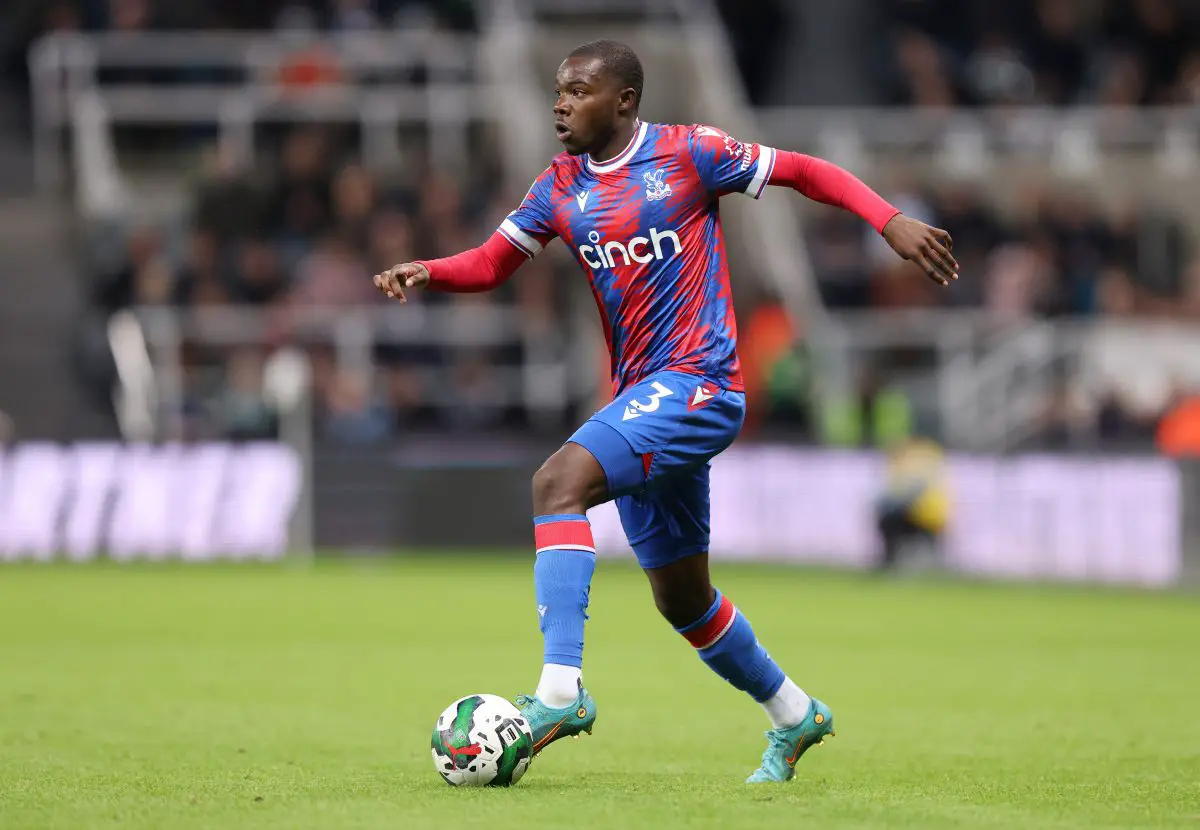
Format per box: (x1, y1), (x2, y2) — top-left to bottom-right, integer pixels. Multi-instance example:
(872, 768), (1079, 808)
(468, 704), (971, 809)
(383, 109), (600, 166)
(430, 694), (534, 787)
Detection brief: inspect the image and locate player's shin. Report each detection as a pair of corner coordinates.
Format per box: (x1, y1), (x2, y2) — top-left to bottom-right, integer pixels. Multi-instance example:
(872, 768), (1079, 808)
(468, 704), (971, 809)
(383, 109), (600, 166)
(532, 514), (596, 709)
(676, 590), (812, 728)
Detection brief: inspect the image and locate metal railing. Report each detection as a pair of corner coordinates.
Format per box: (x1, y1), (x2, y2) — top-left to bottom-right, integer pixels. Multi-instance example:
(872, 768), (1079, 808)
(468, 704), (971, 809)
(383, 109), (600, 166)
(676, 3), (829, 335)
(111, 302), (1200, 454)
(29, 30), (484, 191)
(755, 106), (1200, 177)
(131, 303), (578, 441)
(809, 311), (1200, 453)
(35, 25), (588, 472)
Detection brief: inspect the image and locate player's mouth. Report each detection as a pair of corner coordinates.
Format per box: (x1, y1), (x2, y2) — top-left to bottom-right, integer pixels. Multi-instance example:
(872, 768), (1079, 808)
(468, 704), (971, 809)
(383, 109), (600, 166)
(554, 121), (572, 142)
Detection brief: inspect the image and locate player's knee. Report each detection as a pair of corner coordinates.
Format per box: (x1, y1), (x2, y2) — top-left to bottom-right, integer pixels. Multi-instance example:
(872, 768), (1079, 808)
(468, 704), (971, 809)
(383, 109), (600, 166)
(531, 457), (584, 515)
(531, 444), (608, 515)
(650, 579), (715, 630)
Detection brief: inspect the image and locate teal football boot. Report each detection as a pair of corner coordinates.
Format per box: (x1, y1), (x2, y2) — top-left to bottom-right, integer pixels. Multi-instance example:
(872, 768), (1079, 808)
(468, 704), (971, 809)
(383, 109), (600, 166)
(746, 697), (835, 783)
(515, 685), (597, 756)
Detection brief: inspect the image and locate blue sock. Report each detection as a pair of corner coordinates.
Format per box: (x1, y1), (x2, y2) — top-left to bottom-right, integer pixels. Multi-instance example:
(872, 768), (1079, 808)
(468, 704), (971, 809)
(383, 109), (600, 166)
(533, 514), (597, 668)
(676, 590), (785, 702)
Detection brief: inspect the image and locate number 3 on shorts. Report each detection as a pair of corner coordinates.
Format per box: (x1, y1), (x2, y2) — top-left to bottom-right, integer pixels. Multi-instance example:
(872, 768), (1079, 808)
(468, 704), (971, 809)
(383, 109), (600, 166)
(623, 381), (673, 420)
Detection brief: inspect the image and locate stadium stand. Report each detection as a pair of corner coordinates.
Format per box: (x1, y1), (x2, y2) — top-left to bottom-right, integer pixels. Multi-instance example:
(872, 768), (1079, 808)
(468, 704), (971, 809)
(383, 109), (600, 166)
(1, 0), (1197, 454)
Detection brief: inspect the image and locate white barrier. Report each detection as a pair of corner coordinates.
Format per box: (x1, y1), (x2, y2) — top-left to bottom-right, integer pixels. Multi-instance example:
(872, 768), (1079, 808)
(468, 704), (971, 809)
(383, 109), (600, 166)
(588, 448), (1181, 587)
(0, 442), (302, 561)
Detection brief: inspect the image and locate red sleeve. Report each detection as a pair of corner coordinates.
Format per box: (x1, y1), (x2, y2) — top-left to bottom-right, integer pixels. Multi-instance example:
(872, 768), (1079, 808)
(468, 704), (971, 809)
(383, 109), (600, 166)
(415, 232), (529, 293)
(768, 151), (900, 234)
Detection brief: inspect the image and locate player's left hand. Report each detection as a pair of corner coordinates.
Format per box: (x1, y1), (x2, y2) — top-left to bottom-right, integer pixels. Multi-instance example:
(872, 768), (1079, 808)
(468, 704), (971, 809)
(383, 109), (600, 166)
(881, 214), (958, 286)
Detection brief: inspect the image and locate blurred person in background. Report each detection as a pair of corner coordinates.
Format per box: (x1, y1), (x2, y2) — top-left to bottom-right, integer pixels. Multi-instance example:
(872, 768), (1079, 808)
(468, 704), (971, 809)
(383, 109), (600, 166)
(926, 184), (998, 307)
(331, 163), (377, 251)
(761, 339), (817, 440)
(288, 231), (375, 309)
(873, 436), (950, 573)
(738, 299), (805, 436)
(322, 365), (392, 444)
(809, 211), (874, 308)
(367, 208), (433, 428)
(173, 230), (230, 307)
(219, 349), (278, 440)
(232, 238), (290, 306)
(273, 3), (343, 91)
(415, 169), (472, 259)
(1156, 385), (1200, 458)
(821, 363), (914, 449)
(266, 127), (334, 265)
(191, 144), (267, 248)
(368, 208), (415, 274)
(329, 0), (379, 32)
(983, 235), (1057, 318)
(91, 225), (174, 313)
(1096, 383), (1161, 449)
(1109, 0), (1191, 103)
(441, 346), (515, 431)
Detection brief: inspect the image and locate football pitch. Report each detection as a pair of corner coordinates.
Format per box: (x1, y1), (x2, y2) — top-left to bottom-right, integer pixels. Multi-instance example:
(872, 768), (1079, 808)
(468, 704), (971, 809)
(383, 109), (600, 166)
(1, 556), (1197, 830)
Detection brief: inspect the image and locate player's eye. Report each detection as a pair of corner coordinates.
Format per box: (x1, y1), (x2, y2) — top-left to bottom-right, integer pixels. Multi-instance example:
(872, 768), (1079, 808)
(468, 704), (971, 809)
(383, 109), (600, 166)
(572, 89), (585, 98)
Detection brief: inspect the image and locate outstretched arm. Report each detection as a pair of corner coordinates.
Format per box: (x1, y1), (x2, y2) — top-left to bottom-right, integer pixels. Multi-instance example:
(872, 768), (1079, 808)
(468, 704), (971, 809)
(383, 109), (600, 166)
(377, 163), (560, 302)
(769, 151), (900, 233)
(373, 231), (529, 302)
(686, 126), (959, 286)
(768, 151), (959, 286)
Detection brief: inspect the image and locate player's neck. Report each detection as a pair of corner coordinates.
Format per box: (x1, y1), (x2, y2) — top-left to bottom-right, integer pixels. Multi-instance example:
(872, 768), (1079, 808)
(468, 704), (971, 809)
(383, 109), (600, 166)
(590, 118), (640, 164)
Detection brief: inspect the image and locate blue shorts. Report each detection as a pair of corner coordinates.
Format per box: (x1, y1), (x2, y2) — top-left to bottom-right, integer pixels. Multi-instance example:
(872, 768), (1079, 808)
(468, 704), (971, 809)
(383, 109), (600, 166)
(568, 369), (746, 570)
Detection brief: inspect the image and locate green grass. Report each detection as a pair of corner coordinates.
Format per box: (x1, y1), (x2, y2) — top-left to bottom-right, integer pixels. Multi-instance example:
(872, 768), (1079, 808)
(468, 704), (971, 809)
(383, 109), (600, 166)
(1, 557), (1198, 829)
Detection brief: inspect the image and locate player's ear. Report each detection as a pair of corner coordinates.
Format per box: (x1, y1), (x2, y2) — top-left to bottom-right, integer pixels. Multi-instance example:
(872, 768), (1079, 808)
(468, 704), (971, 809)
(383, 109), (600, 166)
(617, 87), (638, 115)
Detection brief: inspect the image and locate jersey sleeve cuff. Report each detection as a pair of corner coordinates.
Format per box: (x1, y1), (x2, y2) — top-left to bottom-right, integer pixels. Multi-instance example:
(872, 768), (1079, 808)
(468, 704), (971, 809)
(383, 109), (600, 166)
(498, 218), (544, 259)
(744, 145), (777, 200)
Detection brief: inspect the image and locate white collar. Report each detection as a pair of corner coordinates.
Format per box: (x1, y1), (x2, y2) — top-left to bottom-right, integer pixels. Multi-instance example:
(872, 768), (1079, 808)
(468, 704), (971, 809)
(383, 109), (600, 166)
(586, 121), (647, 174)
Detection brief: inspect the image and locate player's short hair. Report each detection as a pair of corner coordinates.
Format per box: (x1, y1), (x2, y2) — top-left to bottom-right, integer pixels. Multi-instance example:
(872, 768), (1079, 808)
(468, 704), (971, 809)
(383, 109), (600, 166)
(568, 39), (644, 105)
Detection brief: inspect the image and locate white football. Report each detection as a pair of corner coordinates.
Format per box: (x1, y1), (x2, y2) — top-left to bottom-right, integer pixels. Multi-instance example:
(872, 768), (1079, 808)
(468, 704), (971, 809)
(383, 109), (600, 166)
(430, 694), (534, 787)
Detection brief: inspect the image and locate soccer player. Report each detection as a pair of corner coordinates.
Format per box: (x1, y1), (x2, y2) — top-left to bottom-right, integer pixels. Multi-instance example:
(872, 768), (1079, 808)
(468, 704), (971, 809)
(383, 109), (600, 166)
(375, 40), (958, 783)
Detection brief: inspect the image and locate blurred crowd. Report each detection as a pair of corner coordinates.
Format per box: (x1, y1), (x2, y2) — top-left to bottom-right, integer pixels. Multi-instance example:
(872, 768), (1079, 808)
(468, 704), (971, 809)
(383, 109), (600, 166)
(808, 182), (1197, 317)
(3, 0), (476, 46)
(712, 0), (1199, 108)
(87, 126), (567, 443)
(1, 0), (478, 113)
(884, 0), (1200, 107)
(10, 0), (1198, 454)
(719, 0), (1200, 453)
(737, 177), (1199, 451)
(83, 142), (1200, 452)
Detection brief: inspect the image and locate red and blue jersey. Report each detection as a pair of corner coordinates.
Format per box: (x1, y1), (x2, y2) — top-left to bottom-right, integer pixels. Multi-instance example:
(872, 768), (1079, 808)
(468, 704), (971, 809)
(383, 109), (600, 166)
(496, 121), (778, 395)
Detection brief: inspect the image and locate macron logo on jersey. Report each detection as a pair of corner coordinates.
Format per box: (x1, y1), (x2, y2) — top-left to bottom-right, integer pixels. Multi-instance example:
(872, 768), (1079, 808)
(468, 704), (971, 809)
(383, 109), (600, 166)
(689, 384), (717, 410)
(576, 190), (590, 212)
(579, 227), (683, 271)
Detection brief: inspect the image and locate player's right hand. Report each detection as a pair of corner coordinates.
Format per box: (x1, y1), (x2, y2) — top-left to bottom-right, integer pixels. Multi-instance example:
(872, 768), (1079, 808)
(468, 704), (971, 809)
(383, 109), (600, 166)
(373, 262), (430, 304)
